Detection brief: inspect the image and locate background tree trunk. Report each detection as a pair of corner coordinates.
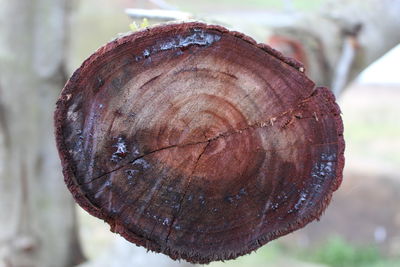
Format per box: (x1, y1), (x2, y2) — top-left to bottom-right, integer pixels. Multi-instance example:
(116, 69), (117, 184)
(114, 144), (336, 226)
(0, 0), (84, 266)
(267, 0), (400, 96)
(127, 0), (400, 96)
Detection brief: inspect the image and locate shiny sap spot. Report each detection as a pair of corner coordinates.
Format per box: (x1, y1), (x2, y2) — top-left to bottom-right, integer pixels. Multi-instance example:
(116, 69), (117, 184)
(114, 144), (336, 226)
(294, 192), (308, 210)
(135, 30), (222, 61)
(111, 137), (128, 162)
(132, 158), (151, 169)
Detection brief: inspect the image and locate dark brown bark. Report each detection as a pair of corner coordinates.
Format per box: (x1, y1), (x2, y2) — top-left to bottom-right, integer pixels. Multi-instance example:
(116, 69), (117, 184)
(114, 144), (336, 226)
(54, 22), (344, 264)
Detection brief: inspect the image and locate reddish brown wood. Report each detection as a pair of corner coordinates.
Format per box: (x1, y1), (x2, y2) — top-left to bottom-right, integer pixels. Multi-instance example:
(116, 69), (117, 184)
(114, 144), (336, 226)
(54, 22), (344, 264)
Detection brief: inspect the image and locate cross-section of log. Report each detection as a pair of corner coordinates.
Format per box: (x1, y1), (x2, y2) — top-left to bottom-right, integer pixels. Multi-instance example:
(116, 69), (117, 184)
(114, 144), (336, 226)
(54, 22), (344, 264)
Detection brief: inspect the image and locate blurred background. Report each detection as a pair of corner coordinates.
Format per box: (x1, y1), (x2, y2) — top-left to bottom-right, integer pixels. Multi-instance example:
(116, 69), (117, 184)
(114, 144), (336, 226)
(1, 0), (400, 267)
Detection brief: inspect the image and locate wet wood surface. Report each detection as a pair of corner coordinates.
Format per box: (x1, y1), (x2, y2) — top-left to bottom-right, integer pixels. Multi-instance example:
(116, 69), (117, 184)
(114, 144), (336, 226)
(54, 22), (344, 264)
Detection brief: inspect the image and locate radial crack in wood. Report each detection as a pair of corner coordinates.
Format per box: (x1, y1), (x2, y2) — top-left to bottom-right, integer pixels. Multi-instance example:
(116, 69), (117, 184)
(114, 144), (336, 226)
(54, 22), (345, 264)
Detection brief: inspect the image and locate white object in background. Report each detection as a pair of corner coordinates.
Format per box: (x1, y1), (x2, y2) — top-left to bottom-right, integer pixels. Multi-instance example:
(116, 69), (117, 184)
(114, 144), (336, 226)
(374, 226), (387, 243)
(125, 8), (192, 21)
(358, 44), (400, 84)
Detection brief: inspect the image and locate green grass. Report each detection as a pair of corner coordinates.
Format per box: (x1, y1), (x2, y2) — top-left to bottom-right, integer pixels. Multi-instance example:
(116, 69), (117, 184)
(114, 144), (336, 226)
(299, 236), (400, 267)
(310, 236), (380, 267)
(206, 236), (400, 267)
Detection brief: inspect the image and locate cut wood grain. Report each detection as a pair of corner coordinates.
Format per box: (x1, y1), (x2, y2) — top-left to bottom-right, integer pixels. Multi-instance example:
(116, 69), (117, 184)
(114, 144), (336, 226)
(54, 22), (344, 264)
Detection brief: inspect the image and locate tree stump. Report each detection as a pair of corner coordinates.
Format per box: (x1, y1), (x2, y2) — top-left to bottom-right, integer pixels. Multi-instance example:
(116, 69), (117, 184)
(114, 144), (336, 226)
(54, 22), (344, 264)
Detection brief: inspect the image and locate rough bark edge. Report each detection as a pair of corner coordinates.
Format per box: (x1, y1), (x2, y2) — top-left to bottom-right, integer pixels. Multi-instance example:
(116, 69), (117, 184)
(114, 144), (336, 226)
(54, 22), (344, 264)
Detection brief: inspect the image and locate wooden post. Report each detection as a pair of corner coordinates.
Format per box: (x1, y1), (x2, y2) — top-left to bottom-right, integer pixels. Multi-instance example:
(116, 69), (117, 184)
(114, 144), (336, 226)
(55, 22), (344, 264)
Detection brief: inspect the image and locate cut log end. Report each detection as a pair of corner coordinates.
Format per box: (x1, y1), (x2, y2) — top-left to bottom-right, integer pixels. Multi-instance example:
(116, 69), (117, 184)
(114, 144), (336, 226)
(54, 22), (344, 264)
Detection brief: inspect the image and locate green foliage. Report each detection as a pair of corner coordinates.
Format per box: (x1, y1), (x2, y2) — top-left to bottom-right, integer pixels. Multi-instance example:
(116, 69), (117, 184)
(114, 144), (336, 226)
(129, 18), (150, 32)
(303, 236), (384, 267)
(209, 237), (400, 267)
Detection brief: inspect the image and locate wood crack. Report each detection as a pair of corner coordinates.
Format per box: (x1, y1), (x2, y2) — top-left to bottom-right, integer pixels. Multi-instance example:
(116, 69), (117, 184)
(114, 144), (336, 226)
(164, 141), (211, 245)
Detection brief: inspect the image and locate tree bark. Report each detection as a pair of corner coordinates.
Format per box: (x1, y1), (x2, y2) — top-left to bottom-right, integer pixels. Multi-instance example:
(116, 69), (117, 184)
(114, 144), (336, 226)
(0, 0), (84, 266)
(55, 22), (344, 264)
